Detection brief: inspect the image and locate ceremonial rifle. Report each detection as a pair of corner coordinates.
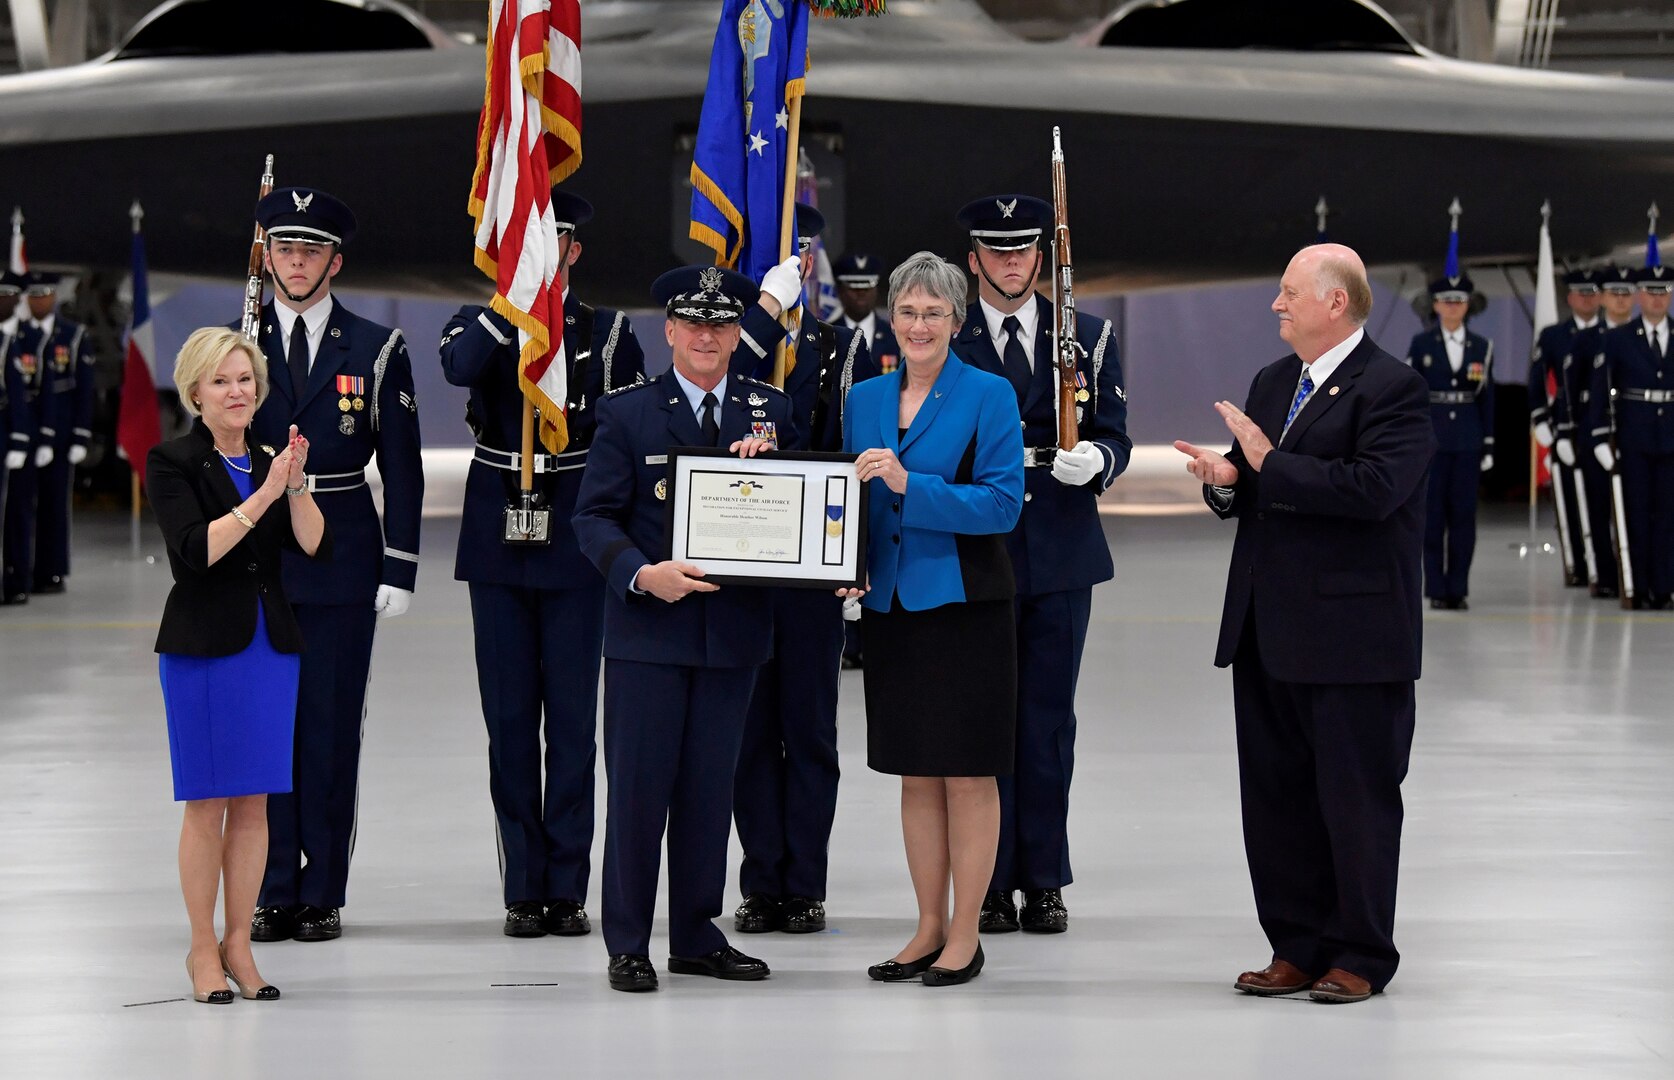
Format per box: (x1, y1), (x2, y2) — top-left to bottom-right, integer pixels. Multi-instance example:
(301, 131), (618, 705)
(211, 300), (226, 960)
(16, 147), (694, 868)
(241, 154), (274, 339)
(1050, 127), (1086, 452)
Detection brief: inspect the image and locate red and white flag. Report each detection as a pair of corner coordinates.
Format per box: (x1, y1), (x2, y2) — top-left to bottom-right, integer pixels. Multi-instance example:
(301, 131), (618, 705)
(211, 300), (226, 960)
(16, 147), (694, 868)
(9, 206), (25, 274)
(117, 202), (161, 477)
(467, 0), (583, 453)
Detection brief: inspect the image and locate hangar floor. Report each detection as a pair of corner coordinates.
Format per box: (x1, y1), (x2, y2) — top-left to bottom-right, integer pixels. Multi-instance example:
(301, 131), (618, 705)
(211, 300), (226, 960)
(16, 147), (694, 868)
(1, 503), (1670, 1079)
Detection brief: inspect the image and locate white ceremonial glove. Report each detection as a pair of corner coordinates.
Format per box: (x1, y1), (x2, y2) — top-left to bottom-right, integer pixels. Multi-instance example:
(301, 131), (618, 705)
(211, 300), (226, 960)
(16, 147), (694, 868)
(759, 256), (804, 311)
(374, 585), (412, 620)
(34, 445), (53, 468)
(1532, 422), (1554, 448)
(1480, 454), (1494, 473)
(1050, 441), (1104, 487)
(842, 595), (863, 622)
(1594, 443), (1615, 472)
(5, 449), (24, 470)
(67, 445), (87, 466)
(1554, 439), (1576, 467)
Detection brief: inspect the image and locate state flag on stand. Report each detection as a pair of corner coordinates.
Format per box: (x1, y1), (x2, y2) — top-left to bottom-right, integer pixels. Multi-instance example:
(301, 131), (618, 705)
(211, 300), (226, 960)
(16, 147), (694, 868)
(116, 204), (161, 479)
(1533, 206), (1559, 488)
(468, 0), (583, 454)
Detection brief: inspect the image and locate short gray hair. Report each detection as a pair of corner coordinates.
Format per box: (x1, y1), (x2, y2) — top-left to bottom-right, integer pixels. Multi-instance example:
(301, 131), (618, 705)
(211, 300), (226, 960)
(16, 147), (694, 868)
(887, 251), (966, 327)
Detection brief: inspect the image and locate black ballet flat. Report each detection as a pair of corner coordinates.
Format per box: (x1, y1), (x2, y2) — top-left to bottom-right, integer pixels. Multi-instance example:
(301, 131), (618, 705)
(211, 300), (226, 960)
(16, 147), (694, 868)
(867, 946), (943, 982)
(922, 944), (984, 987)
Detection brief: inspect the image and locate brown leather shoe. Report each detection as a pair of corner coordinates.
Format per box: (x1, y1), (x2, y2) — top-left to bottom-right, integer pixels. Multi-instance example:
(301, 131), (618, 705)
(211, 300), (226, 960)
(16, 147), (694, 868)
(1309, 968), (1374, 1004)
(1234, 959), (1316, 996)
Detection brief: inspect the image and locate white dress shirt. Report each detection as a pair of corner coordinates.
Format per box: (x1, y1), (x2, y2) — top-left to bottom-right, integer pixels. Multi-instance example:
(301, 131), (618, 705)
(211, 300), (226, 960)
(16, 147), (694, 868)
(275, 295), (336, 371)
(1573, 315), (1599, 332)
(844, 311), (877, 345)
(1441, 326), (1466, 373)
(1644, 317), (1669, 357)
(980, 296), (1039, 371)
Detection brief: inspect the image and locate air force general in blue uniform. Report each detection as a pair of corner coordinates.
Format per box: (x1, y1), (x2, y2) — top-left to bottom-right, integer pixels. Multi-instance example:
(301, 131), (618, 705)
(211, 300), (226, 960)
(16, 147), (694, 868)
(439, 191), (646, 938)
(573, 261), (802, 993)
(953, 195), (1132, 935)
(729, 205), (877, 936)
(243, 188), (425, 944)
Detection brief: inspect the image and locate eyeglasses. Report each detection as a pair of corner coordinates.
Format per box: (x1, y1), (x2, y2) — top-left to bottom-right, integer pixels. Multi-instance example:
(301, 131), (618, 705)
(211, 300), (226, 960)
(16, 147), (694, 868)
(892, 308), (952, 326)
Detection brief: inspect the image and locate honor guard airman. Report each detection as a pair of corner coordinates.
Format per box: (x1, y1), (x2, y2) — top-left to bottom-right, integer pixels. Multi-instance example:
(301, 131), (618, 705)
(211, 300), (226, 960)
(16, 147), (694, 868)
(1589, 264), (1674, 610)
(1570, 265), (1639, 597)
(729, 205), (877, 936)
(439, 190), (646, 938)
(21, 271), (96, 594)
(241, 187), (426, 943)
(572, 259), (801, 992)
(954, 195), (1132, 936)
(834, 250), (899, 374)
(1, 272), (37, 601)
(1530, 269), (1603, 588)
(2, 272), (59, 604)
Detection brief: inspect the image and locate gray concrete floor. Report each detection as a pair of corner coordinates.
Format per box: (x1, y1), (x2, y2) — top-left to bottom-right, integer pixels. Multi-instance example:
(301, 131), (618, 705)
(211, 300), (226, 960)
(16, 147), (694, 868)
(1, 502), (1670, 1079)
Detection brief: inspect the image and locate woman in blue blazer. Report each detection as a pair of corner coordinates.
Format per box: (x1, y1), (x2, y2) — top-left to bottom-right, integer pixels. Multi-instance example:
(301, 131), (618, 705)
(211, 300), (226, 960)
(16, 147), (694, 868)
(842, 252), (1023, 986)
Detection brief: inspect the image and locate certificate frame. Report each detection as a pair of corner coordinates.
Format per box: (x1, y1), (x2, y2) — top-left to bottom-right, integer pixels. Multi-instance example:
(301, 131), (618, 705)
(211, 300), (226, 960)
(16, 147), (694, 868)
(665, 447), (868, 589)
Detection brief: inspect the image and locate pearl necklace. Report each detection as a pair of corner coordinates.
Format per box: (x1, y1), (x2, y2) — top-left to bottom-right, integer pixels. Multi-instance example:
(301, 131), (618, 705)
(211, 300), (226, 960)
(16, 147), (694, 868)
(217, 446), (253, 474)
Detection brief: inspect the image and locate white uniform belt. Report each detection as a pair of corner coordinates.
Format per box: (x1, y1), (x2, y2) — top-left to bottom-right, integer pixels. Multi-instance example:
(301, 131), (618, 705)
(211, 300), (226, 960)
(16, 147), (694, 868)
(1619, 388), (1674, 404)
(306, 470), (366, 493)
(1429, 390), (1476, 405)
(474, 442), (588, 474)
(1022, 447), (1058, 468)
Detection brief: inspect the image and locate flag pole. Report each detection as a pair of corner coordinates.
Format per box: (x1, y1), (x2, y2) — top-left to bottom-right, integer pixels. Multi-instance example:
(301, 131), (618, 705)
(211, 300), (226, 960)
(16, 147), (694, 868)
(771, 93), (805, 389)
(131, 472), (141, 559)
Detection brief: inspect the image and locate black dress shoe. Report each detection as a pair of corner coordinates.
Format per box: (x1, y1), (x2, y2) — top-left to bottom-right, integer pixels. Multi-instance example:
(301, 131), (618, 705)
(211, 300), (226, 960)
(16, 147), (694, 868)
(867, 946), (943, 982)
(1019, 888), (1069, 933)
(503, 901), (546, 938)
(1453, 597), (1469, 611)
(780, 897), (826, 934)
(250, 905), (296, 942)
(608, 954), (658, 993)
(292, 906), (342, 942)
(923, 943), (985, 986)
(1594, 585), (1619, 599)
(978, 890), (1019, 934)
(3, 593), (28, 606)
(1428, 597), (1448, 610)
(33, 576), (64, 594)
(541, 899), (591, 936)
(667, 945), (770, 981)
(733, 894), (784, 933)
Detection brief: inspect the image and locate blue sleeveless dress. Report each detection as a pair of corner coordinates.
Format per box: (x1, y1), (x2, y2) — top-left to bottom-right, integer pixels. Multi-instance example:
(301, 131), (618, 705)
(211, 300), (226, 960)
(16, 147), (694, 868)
(158, 454), (300, 801)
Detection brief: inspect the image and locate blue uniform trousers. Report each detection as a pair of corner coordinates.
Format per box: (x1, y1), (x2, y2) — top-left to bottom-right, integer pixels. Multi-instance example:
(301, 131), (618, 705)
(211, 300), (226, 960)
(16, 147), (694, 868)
(33, 454), (71, 582)
(992, 587), (1091, 892)
(603, 659), (757, 958)
(1621, 450), (1674, 598)
(260, 603), (377, 910)
(1233, 625), (1414, 993)
(469, 580), (603, 906)
(734, 589), (843, 901)
(1423, 451), (1479, 600)
(2, 459), (39, 598)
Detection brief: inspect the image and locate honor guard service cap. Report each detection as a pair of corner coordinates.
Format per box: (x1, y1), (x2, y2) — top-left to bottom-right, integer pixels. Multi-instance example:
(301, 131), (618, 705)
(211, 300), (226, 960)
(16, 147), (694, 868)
(550, 189), (594, 235)
(0, 270), (24, 296)
(1428, 272), (1475, 302)
(958, 194), (1051, 251)
(795, 203), (826, 254)
(833, 252), (881, 289)
(1637, 264), (1673, 293)
(23, 270), (61, 296)
(1563, 267), (1601, 294)
(257, 187), (357, 247)
(653, 265), (758, 325)
(1601, 265), (1638, 294)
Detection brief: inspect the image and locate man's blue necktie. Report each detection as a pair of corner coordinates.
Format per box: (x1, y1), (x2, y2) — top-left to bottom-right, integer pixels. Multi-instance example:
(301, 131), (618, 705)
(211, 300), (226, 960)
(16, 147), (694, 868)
(1281, 371), (1315, 440)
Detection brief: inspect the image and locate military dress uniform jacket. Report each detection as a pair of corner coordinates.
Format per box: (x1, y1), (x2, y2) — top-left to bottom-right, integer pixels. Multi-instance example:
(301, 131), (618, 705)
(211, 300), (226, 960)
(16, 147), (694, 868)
(3, 321), (35, 455)
(246, 299), (423, 605)
(1588, 321), (1674, 455)
(953, 295), (1130, 596)
(571, 369), (797, 669)
(1530, 319), (1588, 438)
(441, 297), (646, 588)
(732, 308), (875, 452)
(1405, 327), (1495, 456)
(5, 320), (48, 450)
(845, 311), (899, 374)
(35, 316), (96, 455)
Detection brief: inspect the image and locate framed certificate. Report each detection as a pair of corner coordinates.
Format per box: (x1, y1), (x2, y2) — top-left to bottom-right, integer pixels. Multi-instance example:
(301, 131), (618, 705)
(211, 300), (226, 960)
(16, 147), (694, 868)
(666, 447), (868, 589)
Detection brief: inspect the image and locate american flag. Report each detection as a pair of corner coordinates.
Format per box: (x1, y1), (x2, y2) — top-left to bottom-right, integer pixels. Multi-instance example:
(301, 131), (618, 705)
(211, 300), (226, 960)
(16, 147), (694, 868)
(117, 202), (161, 476)
(467, 0), (583, 453)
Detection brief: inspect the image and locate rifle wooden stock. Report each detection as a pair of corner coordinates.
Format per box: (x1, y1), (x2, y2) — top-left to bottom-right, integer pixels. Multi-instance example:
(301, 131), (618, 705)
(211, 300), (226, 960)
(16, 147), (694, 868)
(1050, 127), (1084, 452)
(241, 154), (275, 339)
(1606, 384), (1635, 607)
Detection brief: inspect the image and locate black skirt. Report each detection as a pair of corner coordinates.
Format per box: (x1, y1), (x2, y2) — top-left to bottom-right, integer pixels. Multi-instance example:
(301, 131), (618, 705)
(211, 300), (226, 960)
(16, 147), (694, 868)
(861, 597), (1017, 777)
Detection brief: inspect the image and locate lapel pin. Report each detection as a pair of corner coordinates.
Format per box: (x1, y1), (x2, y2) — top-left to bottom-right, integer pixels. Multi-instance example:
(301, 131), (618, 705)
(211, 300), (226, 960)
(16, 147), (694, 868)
(1329, 386), (1340, 396)
(330, 327), (342, 338)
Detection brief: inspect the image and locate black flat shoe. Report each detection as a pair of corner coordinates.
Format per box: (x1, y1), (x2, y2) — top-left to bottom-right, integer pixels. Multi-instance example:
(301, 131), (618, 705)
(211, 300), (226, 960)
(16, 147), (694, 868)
(978, 891), (1019, 934)
(867, 947), (943, 982)
(250, 905), (296, 943)
(503, 901), (546, 938)
(780, 896), (826, 934)
(667, 945), (770, 981)
(733, 894), (784, 933)
(922, 944), (984, 987)
(1020, 888), (1069, 933)
(608, 954), (658, 993)
(542, 899), (591, 936)
(292, 906), (342, 942)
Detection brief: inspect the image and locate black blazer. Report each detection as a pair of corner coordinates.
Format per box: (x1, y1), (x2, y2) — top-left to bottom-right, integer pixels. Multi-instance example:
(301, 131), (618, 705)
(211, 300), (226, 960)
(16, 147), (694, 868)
(147, 422), (332, 657)
(1207, 333), (1436, 685)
